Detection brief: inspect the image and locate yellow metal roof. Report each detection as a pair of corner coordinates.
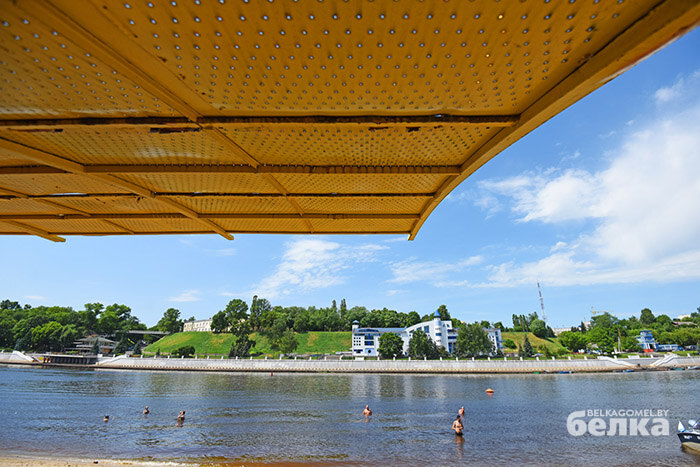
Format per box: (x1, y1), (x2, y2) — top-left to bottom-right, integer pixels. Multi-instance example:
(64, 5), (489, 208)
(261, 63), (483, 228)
(1, 0), (699, 242)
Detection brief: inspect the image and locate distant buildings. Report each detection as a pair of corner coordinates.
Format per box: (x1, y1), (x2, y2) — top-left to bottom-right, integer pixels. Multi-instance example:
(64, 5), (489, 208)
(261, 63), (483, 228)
(69, 336), (116, 354)
(183, 319), (213, 332)
(636, 330), (656, 352)
(351, 311), (503, 357)
(484, 328), (504, 353)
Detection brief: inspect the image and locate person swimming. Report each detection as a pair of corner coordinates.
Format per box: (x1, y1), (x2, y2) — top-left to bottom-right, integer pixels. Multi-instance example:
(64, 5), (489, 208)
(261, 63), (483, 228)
(103, 415), (109, 422)
(176, 410), (185, 424)
(452, 415), (464, 436)
(362, 405), (372, 416)
(143, 406), (150, 415)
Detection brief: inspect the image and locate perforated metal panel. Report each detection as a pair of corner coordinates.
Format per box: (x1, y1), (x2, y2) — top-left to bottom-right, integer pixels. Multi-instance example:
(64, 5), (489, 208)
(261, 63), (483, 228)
(1, 0), (698, 241)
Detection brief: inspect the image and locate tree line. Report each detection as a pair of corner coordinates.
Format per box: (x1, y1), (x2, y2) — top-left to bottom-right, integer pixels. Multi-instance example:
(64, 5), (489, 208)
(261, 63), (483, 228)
(557, 308), (700, 354)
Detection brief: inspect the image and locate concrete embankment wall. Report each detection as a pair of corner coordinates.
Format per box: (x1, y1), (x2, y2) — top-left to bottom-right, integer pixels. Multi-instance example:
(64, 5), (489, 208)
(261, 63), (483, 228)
(93, 354), (700, 374)
(2, 350), (699, 373)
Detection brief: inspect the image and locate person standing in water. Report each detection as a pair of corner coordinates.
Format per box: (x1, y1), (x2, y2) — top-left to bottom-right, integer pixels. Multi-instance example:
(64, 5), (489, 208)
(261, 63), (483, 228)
(176, 410), (185, 426)
(362, 405), (372, 416)
(452, 415), (464, 436)
(142, 406), (150, 415)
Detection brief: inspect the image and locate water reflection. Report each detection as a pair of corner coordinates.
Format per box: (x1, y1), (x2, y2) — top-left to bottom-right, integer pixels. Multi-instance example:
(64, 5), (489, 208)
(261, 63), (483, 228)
(0, 366), (698, 465)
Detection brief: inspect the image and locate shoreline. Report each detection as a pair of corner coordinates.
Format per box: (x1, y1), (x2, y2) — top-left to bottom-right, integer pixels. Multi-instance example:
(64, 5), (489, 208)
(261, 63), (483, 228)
(1, 351), (699, 374)
(0, 455), (350, 467)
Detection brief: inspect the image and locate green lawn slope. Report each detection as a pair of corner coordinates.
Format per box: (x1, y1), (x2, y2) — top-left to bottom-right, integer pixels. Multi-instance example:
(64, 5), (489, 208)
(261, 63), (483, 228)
(144, 331), (351, 356)
(501, 332), (567, 353)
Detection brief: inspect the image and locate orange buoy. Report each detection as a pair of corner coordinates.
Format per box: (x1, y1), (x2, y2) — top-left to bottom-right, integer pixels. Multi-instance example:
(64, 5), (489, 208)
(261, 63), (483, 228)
(485, 388), (495, 394)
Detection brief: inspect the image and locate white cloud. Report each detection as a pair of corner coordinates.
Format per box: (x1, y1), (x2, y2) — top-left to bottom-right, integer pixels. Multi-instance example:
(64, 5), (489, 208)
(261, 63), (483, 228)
(208, 248), (237, 257)
(24, 295), (45, 301)
(253, 239), (386, 298)
(654, 79), (684, 104)
(386, 289), (405, 296)
(167, 290), (201, 302)
(388, 255), (483, 284)
(472, 91), (700, 286)
(653, 69), (700, 105)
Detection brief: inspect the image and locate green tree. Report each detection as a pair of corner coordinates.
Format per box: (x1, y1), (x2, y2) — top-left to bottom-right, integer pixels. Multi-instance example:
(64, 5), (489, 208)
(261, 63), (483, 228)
(591, 312), (618, 329)
(456, 323), (494, 357)
(58, 324), (79, 351)
(249, 296), (270, 330)
(113, 334), (131, 354)
(31, 321), (63, 351)
(339, 298), (348, 323)
(530, 319), (547, 338)
(403, 311), (422, 327)
(293, 309), (311, 333)
(436, 304), (451, 320)
(269, 315), (288, 346)
(224, 298), (249, 324)
(378, 332), (404, 359)
(408, 330), (436, 359)
(0, 300), (22, 311)
(156, 308), (183, 334)
(173, 345), (195, 358)
(0, 317), (17, 348)
(80, 303), (102, 333)
(622, 335), (641, 352)
(639, 308), (655, 325)
(585, 327), (615, 354)
(502, 338), (516, 349)
(559, 331), (587, 352)
(278, 329), (298, 355)
(520, 334), (534, 358)
(229, 335), (254, 358)
(210, 311), (229, 333)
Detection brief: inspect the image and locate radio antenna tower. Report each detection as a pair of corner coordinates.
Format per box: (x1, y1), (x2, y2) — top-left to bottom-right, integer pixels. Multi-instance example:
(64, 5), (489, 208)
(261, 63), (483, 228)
(537, 280), (547, 324)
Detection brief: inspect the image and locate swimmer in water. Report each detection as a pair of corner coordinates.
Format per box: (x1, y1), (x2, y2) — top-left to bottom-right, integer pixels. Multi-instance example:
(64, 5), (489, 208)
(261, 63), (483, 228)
(143, 406), (150, 415)
(362, 405), (372, 416)
(103, 415), (109, 422)
(176, 410), (185, 425)
(452, 415), (464, 436)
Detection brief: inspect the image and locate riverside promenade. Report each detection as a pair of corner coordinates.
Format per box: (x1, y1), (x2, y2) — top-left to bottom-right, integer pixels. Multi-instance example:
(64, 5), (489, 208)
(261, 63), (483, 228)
(2, 350), (699, 374)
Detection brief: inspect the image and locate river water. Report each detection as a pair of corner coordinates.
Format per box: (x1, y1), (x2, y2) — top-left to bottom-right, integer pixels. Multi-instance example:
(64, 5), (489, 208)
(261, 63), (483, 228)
(0, 365), (698, 465)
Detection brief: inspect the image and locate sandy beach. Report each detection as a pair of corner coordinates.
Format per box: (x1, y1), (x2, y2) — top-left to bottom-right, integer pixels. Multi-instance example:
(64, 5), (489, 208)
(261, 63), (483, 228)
(0, 456), (332, 466)
(0, 457), (146, 467)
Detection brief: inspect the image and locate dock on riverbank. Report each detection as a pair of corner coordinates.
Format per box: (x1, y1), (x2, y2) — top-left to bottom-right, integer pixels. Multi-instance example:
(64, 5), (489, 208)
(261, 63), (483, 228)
(2, 350), (699, 374)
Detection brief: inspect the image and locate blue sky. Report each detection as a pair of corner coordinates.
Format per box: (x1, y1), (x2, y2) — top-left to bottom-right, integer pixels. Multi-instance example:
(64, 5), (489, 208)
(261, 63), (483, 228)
(2, 28), (699, 328)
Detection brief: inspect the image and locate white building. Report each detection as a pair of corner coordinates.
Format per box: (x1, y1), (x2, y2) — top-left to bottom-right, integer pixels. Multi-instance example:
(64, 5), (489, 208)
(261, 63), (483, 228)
(402, 313), (458, 355)
(182, 319), (213, 332)
(351, 311), (502, 357)
(484, 328), (503, 353)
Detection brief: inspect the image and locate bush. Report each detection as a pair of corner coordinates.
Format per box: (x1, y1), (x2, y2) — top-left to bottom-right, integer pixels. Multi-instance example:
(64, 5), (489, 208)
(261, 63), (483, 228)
(503, 338), (516, 349)
(173, 345), (195, 358)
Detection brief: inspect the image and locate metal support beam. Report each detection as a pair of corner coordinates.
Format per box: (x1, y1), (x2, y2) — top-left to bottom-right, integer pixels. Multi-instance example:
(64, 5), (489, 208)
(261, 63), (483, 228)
(0, 114), (519, 129)
(0, 192), (434, 200)
(0, 220), (65, 242)
(0, 164), (463, 176)
(0, 213), (419, 221)
(0, 138), (233, 240)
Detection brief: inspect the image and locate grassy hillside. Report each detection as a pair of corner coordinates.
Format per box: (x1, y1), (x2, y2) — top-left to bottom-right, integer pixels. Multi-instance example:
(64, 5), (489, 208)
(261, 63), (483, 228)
(501, 332), (567, 353)
(144, 331), (351, 356)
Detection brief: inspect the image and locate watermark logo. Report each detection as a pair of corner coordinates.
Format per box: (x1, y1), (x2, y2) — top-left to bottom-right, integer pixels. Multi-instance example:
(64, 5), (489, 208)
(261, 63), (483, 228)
(567, 409), (670, 436)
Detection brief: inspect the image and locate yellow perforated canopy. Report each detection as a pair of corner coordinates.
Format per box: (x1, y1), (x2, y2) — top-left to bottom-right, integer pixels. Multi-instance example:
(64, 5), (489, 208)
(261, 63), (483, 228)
(1, 0), (699, 241)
